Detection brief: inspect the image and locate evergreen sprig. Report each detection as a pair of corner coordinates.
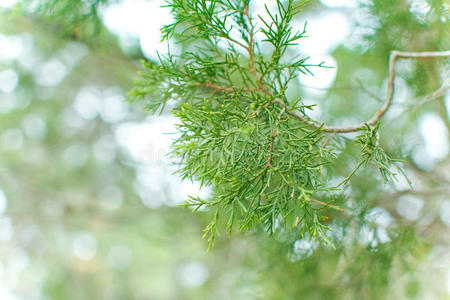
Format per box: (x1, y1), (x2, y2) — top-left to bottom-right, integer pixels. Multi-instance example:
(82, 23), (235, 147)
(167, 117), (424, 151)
(129, 0), (403, 248)
(341, 123), (411, 186)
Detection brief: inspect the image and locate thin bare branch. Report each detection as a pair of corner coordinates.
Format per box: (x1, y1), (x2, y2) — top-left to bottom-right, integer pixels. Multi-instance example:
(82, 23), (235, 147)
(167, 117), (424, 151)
(279, 50), (450, 133)
(407, 78), (449, 109)
(310, 198), (345, 212)
(351, 50), (450, 131)
(355, 78), (384, 103)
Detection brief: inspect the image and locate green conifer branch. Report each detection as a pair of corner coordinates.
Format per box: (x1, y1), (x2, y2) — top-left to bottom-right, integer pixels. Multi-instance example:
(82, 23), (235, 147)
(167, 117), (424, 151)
(128, 0), (450, 248)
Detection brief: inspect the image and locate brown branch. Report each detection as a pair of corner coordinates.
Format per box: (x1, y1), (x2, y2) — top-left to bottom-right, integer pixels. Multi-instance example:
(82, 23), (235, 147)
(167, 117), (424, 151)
(220, 3), (258, 81)
(200, 5), (267, 99)
(321, 133), (336, 147)
(310, 198), (345, 213)
(278, 50), (450, 133)
(244, 4), (256, 76)
(196, 50), (450, 134)
(250, 100), (273, 117)
(196, 82), (234, 92)
(243, 3), (268, 92)
(266, 129), (277, 168)
(195, 82), (262, 94)
(335, 50), (450, 132)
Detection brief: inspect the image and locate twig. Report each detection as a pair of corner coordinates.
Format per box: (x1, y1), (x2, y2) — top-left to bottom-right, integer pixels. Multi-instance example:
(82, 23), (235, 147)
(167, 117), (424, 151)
(375, 130), (380, 147)
(243, 3), (267, 91)
(197, 50), (450, 134)
(357, 51), (450, 130)
(279, 50), (450, 133)
(222, 36), (248, 51)
(196, 82), (262, 94)
(321, 133), (336, 147)
(244, 4), (256, 75)
(197, 82), (234, 92)
(406, 78), (449, 109)
(355, 78), (384, 103)
(310, 198), (345, 212)
(266, 129), (277, 168)
(250, 100), (273, 117)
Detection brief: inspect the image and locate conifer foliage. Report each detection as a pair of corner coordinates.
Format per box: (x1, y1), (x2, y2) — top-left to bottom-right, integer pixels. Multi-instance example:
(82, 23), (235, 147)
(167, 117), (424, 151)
(5, 0), (450, 297)
(129, 0), (408, 247)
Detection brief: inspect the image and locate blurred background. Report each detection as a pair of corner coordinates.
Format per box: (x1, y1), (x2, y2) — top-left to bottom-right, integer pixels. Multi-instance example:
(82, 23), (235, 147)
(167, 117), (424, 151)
(0, 0), (449, 299)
